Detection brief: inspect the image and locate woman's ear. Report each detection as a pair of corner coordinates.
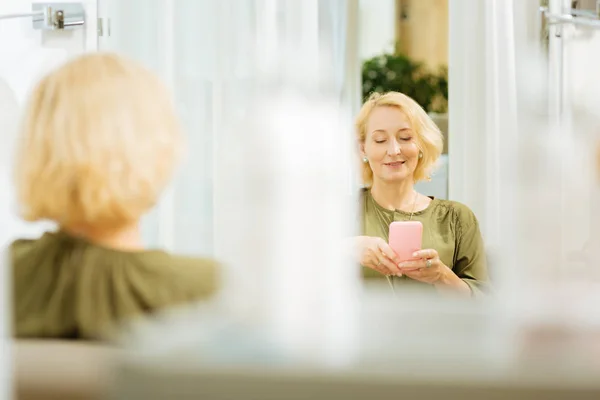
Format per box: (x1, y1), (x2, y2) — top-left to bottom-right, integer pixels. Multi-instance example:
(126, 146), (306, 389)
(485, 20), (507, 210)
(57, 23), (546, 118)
(358, 141), (366, 158)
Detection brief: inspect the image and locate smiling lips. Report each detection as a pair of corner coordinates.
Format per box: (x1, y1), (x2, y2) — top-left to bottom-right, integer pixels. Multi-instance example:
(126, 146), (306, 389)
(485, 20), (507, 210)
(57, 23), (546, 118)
(384, 161), (405, 167)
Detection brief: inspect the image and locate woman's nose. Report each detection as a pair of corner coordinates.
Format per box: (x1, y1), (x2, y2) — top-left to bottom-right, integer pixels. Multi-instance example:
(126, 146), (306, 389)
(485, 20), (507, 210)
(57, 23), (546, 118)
(387, 140), (402, 155)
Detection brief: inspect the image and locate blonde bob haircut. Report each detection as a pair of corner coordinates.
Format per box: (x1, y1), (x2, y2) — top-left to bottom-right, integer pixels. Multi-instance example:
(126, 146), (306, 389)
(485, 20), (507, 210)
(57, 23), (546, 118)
(15, 52), (183, 229)
(356, 91), (443, 186)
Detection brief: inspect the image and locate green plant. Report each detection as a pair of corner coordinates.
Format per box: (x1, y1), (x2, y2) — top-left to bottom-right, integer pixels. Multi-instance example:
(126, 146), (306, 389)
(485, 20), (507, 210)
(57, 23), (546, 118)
(361, 52), (448, 114)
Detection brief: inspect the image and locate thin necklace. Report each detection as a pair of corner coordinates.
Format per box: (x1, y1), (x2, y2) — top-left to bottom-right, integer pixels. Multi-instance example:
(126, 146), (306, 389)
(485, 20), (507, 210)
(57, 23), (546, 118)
(386, 190), (419, 295)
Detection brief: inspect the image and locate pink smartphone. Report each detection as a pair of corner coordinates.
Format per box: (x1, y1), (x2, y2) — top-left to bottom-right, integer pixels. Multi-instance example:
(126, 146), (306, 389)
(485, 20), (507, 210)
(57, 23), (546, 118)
(388, 221), (423, 263)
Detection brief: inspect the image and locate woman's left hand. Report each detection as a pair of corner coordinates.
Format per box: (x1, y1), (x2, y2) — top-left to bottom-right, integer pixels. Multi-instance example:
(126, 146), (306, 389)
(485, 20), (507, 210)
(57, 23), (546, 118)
(397, 249), (452, 285)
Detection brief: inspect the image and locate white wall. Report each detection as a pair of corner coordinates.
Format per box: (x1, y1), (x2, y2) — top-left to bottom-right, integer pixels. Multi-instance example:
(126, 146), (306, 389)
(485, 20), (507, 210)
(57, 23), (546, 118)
(358, 0), (396, 60)
(0, 2), (97, 399)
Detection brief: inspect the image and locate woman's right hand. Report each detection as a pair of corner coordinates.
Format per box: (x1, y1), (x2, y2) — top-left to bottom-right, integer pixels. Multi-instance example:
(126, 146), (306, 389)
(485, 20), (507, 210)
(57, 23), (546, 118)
(354, 236), (402, 276)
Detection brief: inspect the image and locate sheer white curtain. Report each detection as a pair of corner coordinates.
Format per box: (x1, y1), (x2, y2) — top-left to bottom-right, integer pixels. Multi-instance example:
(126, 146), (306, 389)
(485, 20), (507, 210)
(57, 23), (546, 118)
(100, 0), (239, 254)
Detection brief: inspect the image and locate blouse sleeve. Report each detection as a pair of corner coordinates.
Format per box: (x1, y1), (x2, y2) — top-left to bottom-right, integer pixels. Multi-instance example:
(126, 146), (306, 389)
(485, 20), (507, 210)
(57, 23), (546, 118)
(453, 206), (490, 296)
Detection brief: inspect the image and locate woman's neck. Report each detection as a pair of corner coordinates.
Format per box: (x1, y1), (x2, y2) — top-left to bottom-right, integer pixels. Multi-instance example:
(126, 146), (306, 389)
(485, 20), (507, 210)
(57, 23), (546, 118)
(370, 179), (417, 212)
(62, 222), (144, 251)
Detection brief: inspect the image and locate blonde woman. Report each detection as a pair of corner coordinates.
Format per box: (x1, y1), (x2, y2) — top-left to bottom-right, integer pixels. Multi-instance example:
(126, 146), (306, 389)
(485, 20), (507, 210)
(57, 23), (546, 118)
(10, 53), (219, 340)
(354, 92), (489, 296)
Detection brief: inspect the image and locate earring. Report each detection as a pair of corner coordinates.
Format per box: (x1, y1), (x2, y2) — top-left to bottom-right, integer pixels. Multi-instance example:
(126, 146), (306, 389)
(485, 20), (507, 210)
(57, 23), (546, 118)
(418, 152), (423, 159)
(363, 157), (368, 163)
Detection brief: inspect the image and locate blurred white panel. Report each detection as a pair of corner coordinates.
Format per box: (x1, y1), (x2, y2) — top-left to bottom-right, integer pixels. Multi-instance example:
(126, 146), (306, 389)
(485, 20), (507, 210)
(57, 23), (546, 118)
(0, 248), (8, 400)
(210, 0), (361, 366)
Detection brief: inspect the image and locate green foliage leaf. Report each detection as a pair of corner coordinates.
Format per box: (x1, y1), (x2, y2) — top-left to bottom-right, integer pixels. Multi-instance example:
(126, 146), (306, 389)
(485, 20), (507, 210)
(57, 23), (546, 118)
(361, 52), (448, 113)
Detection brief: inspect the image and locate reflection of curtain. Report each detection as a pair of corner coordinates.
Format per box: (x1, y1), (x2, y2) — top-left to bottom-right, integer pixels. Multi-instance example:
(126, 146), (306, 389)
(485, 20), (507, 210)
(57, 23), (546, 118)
(449, 0), (521, 294)
(101, 0), (220, 253)
(448, 0), (518, 249)
(482, 0), (518, 251)
(100, 0), (178, 249)
(319, 0), (360, 115)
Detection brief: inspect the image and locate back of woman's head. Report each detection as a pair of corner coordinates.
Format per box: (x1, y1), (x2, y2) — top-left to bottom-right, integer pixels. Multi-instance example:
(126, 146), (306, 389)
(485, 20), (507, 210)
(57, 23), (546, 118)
(15, 52), (182, 229)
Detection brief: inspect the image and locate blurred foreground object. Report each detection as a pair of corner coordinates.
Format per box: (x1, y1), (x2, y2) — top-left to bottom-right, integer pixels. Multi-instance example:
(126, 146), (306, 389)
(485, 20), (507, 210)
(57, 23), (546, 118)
(111, 288), (600, 400)
(111, 365), (600, 400)
(509, 0), (600, 370)
(201, 0), (361, 367)
(219, 88), (359, 365)
(14, 340), (115, 400)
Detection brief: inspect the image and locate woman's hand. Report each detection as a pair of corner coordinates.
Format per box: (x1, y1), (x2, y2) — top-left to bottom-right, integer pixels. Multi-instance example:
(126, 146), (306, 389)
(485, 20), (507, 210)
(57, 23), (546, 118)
(397, 249), (449, 284)
(398, 249), (471, 294)
(354, 236), (402, 276)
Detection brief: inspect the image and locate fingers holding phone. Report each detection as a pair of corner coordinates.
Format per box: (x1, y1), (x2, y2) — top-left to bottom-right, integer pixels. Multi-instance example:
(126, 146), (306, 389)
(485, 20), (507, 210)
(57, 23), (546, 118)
(356, 236), (401, 275)
(389, 220), (440, 280)
(385, 223), (460, 287)
(399, 249), (450, 284)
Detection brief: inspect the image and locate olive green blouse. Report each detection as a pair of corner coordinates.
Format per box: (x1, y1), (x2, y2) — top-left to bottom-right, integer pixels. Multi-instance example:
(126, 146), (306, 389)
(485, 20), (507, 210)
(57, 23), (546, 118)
(361, 189), (489, 295)
(10, 231), (219, 340)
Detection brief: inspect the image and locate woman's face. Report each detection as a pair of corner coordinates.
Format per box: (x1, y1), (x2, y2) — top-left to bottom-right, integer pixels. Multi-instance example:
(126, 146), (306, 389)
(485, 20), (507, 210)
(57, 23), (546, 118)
(361, 106), (420, 184)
